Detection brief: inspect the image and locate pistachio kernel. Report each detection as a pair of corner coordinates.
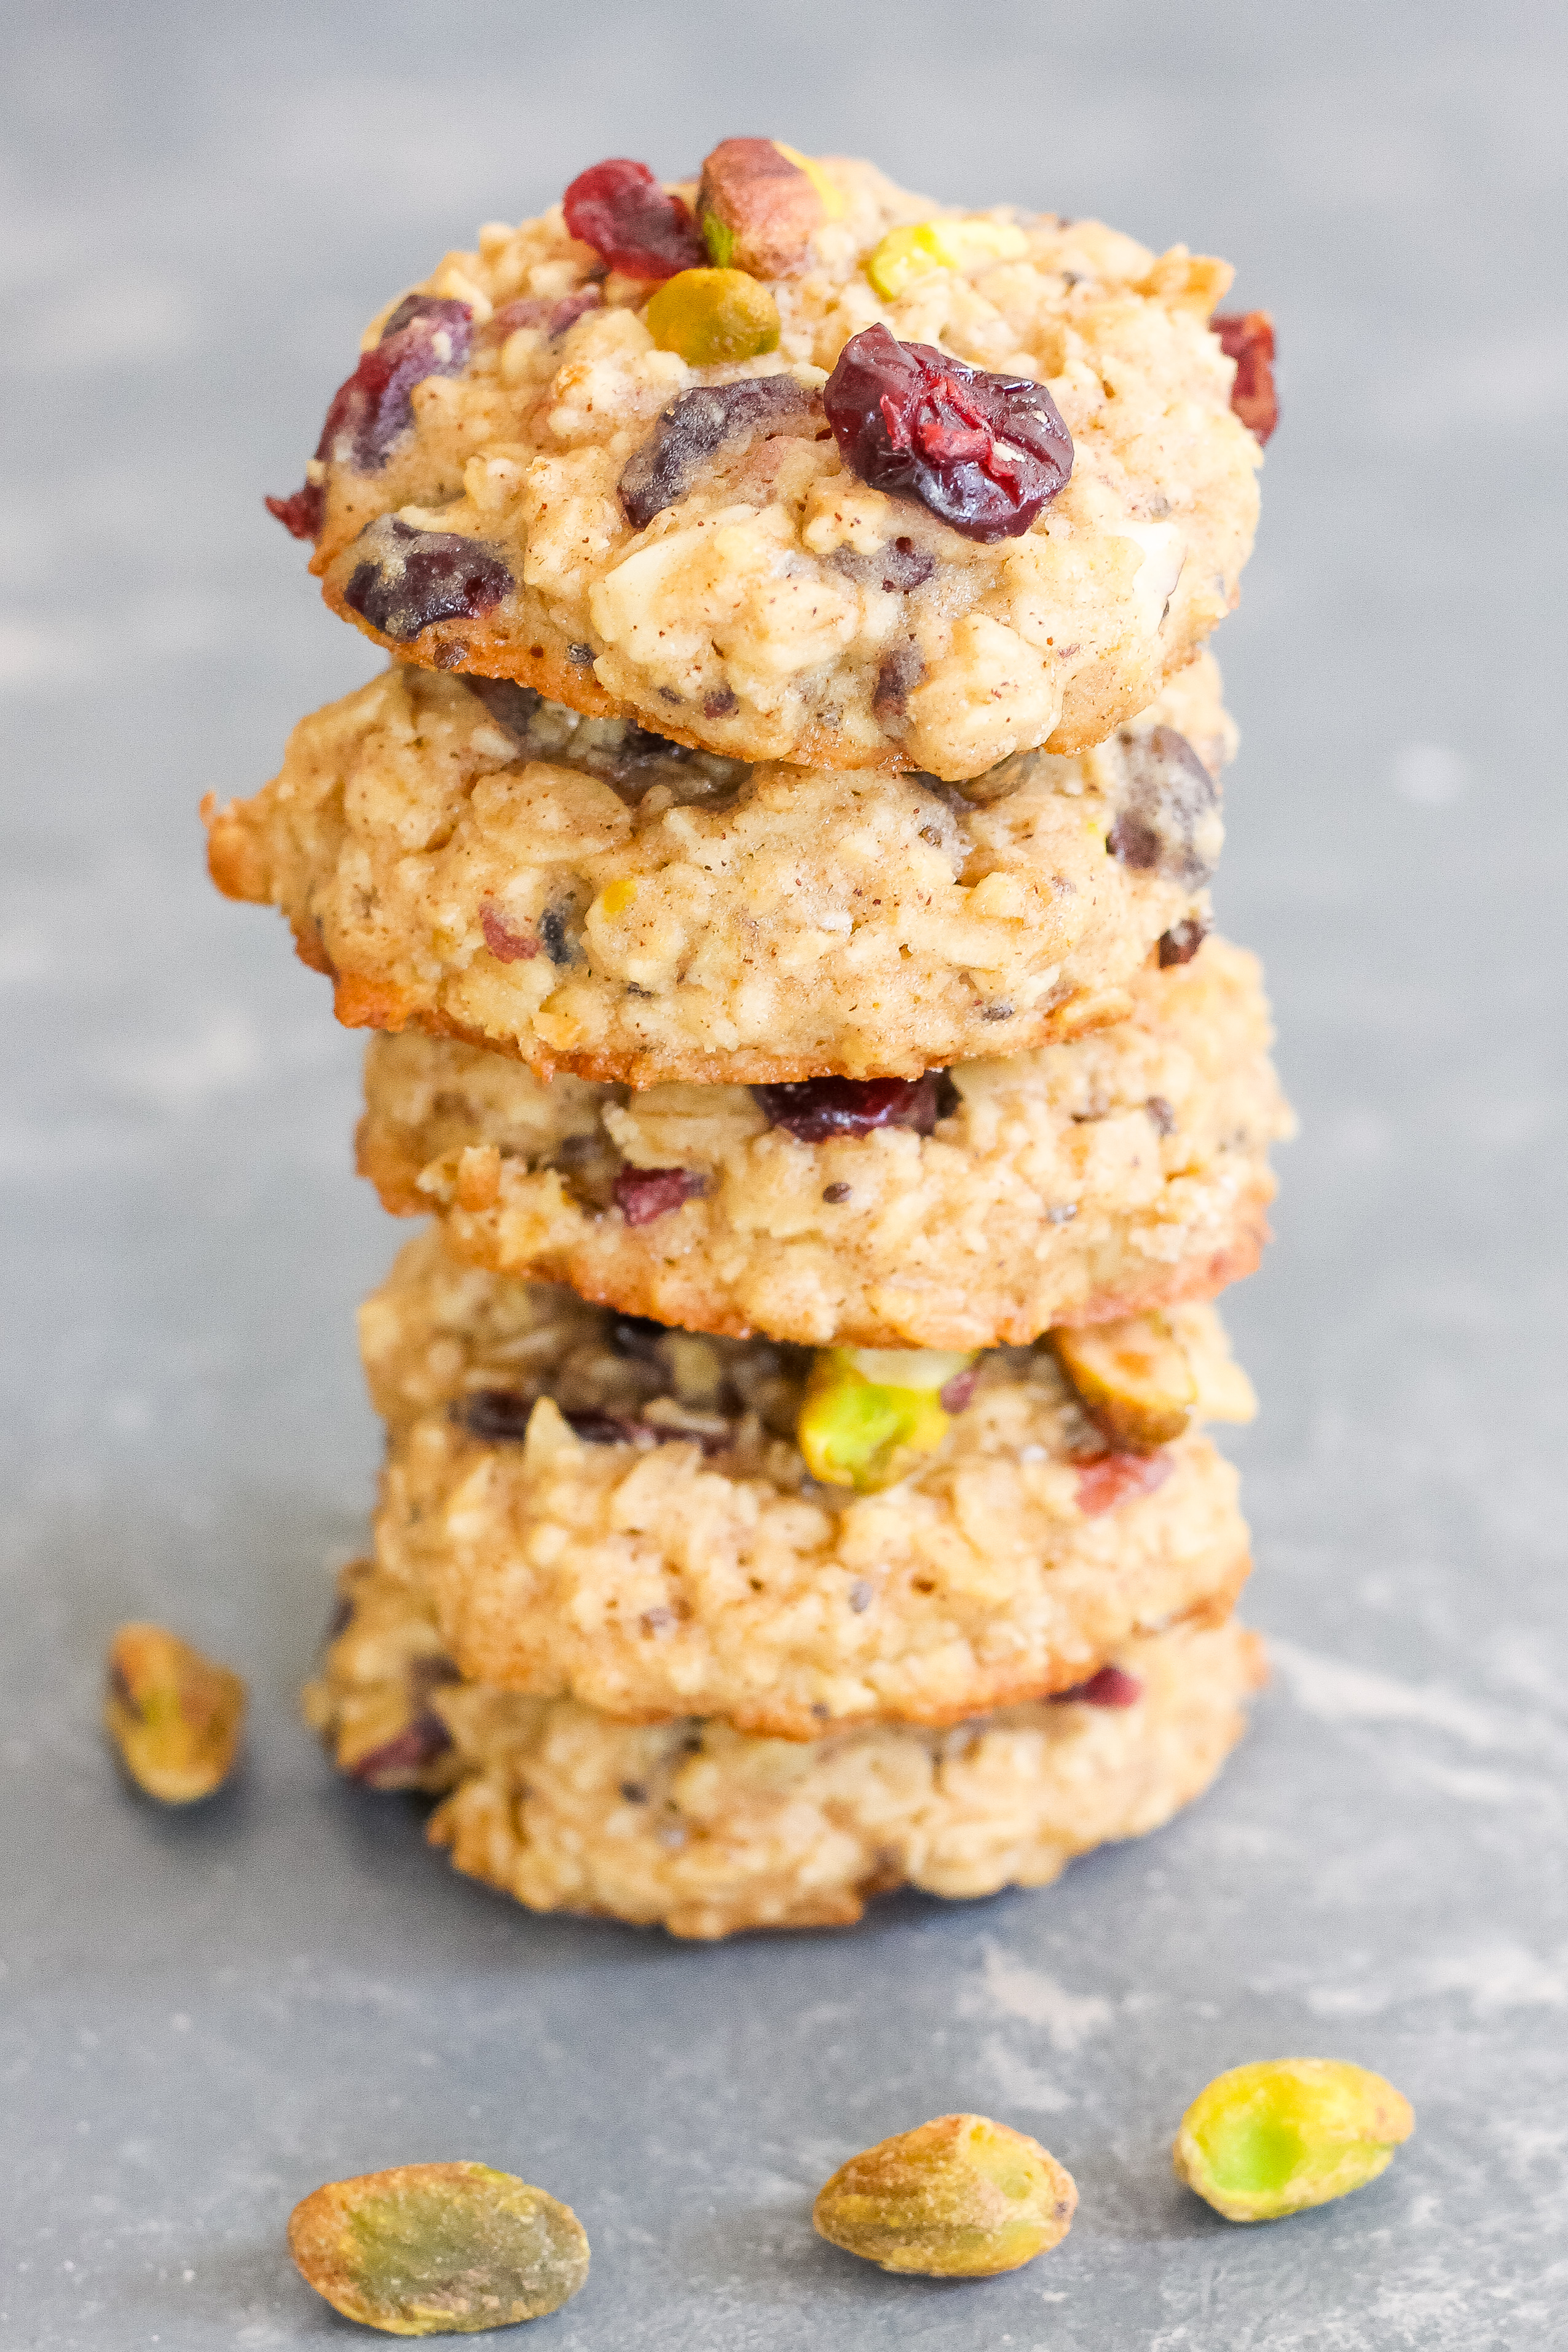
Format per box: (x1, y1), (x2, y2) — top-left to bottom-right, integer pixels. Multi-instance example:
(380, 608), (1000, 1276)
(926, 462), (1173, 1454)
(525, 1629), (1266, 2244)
(644, 269), (780, 366)
(288, 2161), (590, 2335)
(865, 218), (1030, 301)
(103, 1623), (246, 1804)
(797, 1347), (973, 1493)
(698, 137), (828, 277)
(813, 2112), (1077, 2277)
(1173, 2059), (1415, 2224)
(1052, 1313), (1197, 1452)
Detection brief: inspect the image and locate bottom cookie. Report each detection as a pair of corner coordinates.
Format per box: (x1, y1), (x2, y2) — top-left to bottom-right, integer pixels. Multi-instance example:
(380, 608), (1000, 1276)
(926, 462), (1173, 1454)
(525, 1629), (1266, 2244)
(305, 1561), (1265, 1941)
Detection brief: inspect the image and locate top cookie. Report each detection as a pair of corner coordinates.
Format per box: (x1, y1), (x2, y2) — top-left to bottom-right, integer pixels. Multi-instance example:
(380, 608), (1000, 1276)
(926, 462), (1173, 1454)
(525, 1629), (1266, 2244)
(272, 148), (1263, 782)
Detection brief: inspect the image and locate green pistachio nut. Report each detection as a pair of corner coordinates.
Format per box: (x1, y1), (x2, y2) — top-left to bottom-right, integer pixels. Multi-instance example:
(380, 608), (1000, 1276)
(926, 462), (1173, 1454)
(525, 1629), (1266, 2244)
(797, 1348), (974, 1493)
(865, 218), (1029, 300)
(104, 1622), (246, 1804)
(699, 210), (736, 269)
(813, 2112), (1077, 2277)
(1173, 2059), (1416, 2224)
(288, 2161), (590, 2335)
(644, 269), (780, 365)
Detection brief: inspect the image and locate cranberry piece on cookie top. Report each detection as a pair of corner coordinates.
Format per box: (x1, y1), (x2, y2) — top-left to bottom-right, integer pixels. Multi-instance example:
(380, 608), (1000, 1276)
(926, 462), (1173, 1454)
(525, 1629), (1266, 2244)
(562, 159), (704, 280)
(824, 324), (1073, 543)
(1213, 310), (1278, 444)
(266, 295), (475, 539)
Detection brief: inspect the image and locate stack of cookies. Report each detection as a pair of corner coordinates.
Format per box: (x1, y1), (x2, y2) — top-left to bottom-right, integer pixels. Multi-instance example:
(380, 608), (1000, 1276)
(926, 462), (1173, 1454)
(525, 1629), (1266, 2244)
(207, 144), (1287, 1940)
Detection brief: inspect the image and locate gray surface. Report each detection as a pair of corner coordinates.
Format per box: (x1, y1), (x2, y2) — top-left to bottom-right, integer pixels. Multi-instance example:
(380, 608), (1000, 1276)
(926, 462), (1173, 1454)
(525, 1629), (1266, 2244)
(2, 1), (1564, 2343)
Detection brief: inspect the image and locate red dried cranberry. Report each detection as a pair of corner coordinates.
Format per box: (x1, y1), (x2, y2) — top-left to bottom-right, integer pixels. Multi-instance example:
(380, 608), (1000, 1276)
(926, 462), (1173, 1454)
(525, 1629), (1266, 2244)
(614, 1166), (704, 1226)
(1107, 727), (1221, 888)
(823, 325), (1072, 542)
(342, 516), (511, 640)
(265, 482), (325, 540)
(1052, 1663), (1144, 1708)
(751, 1071), (943, 1143)
(563, 159), (704, 280)
(267, 298), (475, 537)
(1075, 1451), (1173, 1517)
(620, 377), (814, 527)
(480, 904), (538, 962)
(1213, 310), (1278, 444)
(938, 1368), (978, 1413)
(1157, 917), (1207, 968)
(348, 1711), (454, 1786)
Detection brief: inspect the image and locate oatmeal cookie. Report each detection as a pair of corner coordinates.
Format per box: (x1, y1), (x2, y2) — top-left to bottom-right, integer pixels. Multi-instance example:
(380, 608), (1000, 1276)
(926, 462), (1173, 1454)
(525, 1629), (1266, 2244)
(203, 655), (1229, 1084)
(305, 1560), (1264, 1938)
(358, 1228), (1255, 1738)
(359, 933), (1290, 1350)
(272, 152), (1259, 781)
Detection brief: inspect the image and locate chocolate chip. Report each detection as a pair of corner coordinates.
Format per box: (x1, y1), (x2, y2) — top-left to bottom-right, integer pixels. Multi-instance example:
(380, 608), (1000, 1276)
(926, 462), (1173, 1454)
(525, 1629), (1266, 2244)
(822, 1182), (853, 1204)
(566, 642), (594, 665)
(1146, 1094), (1176, 1136)
(619, 1780), (648, 1804)
(980, 1000), (1016, 1022)
(703, 687), (739, 717)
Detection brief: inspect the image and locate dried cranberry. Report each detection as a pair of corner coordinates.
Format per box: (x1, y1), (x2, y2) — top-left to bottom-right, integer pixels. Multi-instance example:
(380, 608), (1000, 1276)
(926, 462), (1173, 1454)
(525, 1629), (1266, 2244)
(265, 482), (325, 540)
(320, 297), (475, 482)
(348, 1711), (454, 1786)
(467, 677), (543, 740)
(562, 159), (704, 280)
(342, 515), (511, 641)
(269, 298), (475, 536)
(480, 904), (538, 962)
(456, 1389), (535, 1442)
(823, 325), (1072, 542)
(1157, 917), (1207, 968)
(1213, 310), (1278, 444)
(938, 1368), (979, 1413)
(1052, 1663), (1144, 1708)
(620, 376), (814, 527)
(751, 1071), (943, 1143)
(485, 286), (603, 341)
(832, 535), (934, 593)
(1107, 728), (1221, 889)
(565, 1408), (727, 1455)
(609, 1314), (668, 1363)
(872, 643), (924, 725)
(615, 1166), (703, 1226)
(1075, 1451), (1173, 1517)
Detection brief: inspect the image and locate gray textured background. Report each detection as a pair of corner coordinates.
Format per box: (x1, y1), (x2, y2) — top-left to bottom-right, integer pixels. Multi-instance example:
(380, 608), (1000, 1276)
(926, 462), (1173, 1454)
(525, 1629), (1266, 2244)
(2, 1), (1565, 2343)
